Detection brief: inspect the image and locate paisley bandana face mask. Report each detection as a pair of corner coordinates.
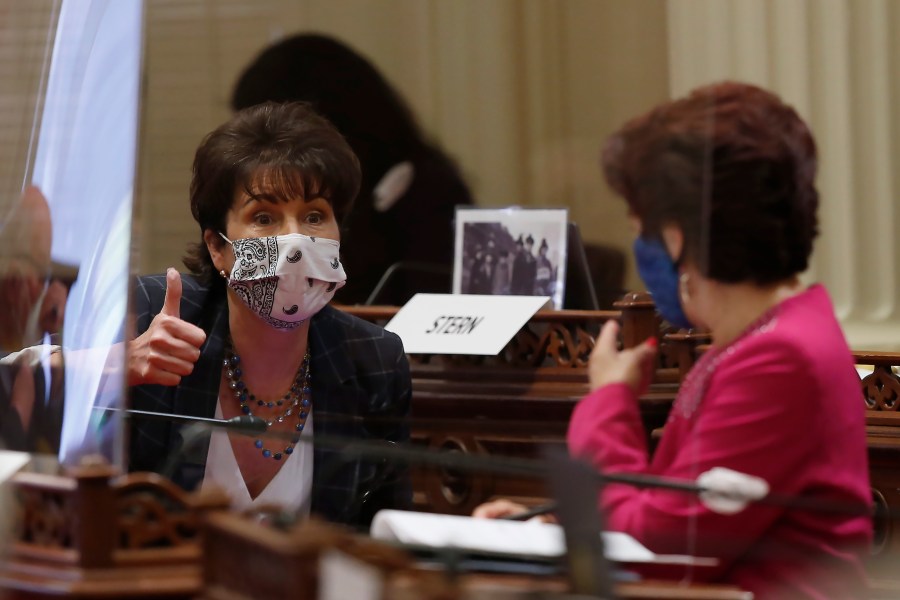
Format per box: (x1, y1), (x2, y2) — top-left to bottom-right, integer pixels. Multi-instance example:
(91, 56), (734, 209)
(220, 232), (346, 329)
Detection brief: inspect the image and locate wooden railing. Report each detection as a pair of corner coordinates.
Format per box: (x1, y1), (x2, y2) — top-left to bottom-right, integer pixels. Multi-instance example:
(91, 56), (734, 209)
(1, 461), (229, 597)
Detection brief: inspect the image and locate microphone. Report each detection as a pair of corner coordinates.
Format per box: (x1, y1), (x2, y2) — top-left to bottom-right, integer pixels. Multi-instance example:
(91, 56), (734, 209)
(99, 406), (876, 525)
(500, 468), (768, 520)
(94, 406), (268, 435)
(93, 407), (268, 482)
(248, 422), (877, 522)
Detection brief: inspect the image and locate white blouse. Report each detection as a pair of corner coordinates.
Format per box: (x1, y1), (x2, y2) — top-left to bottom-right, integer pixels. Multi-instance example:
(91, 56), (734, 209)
(202, 399), (313, 516)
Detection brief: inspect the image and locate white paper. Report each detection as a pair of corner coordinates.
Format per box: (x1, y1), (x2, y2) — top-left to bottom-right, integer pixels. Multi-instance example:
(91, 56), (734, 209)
(370, 509), (717, 567)
(384, 293), (550, 355)
(0, 451), (31, 483)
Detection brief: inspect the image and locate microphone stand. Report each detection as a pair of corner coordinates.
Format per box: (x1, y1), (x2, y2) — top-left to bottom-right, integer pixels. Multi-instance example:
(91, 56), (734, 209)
(250, 425), (877, 524)
(95, 406), (268, 434)
(93, 407), (268, 481)
(106, 407), (877, 522)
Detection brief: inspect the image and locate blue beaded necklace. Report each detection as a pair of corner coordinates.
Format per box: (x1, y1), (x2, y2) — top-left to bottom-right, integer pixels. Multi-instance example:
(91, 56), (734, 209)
(223, 344), (312, 461)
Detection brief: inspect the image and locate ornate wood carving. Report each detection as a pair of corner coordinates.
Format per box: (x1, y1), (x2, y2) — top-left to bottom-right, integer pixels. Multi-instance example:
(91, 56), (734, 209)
(117, 473), (222, 550)
(412, 433), (494, 515)
(1, 461), (229, 598)
(861, 364), (900, 411)
(14, 484), (74, 550)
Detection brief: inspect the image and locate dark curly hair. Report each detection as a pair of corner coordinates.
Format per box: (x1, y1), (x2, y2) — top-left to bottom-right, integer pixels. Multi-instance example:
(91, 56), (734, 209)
(182, 101), (360, 286)
(602, 81), (819, 284)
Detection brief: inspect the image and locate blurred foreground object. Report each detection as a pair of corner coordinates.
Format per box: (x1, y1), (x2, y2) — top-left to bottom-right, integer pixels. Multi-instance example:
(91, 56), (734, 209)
(0, 456), (229, 598)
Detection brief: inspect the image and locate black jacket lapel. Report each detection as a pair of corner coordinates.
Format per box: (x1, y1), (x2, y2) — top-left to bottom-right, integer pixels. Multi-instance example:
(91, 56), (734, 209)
(168, 289), (229, 490)
(308, 306), (368, 524)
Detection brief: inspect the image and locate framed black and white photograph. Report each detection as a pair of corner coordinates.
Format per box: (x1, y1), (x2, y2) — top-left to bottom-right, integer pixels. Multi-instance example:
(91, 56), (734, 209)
(453, 207), (569, 309)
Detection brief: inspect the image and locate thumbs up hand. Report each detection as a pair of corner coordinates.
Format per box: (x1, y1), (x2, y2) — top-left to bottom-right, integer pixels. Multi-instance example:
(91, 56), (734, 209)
(128, 269), (208, 386)
(587, 320), (657, 395)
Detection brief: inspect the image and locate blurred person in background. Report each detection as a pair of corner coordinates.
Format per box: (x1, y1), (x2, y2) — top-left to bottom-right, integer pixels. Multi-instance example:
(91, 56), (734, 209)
(0, 185), (66, 453)
(232, 33), (473, 305)
(0, 186), (52, 353)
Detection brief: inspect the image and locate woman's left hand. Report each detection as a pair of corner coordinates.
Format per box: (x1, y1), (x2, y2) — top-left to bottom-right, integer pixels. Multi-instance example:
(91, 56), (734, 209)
(588, 320), (657, 395)
(472, 499), (556, 523)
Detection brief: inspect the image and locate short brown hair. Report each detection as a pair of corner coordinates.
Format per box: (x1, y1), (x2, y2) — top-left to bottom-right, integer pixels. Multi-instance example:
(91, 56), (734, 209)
(602, 82), (819, 284)
(183, 101), (361, 285)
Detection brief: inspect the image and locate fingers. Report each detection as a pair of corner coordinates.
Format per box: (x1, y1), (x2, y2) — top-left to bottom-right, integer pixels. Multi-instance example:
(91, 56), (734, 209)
(128, 271), (207, 386)
(589, 324), (658, 393)
(632, 337), (659, 395)
(146, 350), (199, 377)
(144, 319), (206, 379)
(618, 337), (658, 376)
(632, 336), (658, 364)
(529, 514), (558, 525)
(150, 332), (203, 366)
(161, 268), (182, 318)
(162, 315), (207, 349)
(128, 330), (203, 387)
(133, 364), (183, 388)
(596, 319), (619, 352)
(472, 499), (528, 519)
(589, 320), (619, 365)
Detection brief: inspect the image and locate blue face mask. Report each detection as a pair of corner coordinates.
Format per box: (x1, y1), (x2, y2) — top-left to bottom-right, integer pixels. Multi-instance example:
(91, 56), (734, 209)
(632, 236), (693, 329)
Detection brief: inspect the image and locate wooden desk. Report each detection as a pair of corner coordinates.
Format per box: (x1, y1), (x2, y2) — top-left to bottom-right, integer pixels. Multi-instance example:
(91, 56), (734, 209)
(201, 511), (753, 600)
(341, 299), (687, 515)
(388, 572), (753, 599)
(342, 298), (900, 590)
(0, 459), (753, 600)
(1, 464), (227, 599)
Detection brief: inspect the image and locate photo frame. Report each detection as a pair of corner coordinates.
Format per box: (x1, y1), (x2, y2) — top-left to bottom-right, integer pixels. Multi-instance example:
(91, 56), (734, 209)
(453, 207), (569, 309)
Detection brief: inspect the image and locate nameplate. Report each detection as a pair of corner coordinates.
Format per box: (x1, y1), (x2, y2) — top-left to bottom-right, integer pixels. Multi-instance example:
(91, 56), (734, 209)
(385, 293), (550, 355)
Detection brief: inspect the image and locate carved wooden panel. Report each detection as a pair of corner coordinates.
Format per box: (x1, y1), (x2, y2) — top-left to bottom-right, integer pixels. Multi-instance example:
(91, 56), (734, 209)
(2, 465), (229, 598)
(117, 473), (220, 550)
(861, 365), (900, 411)
(14, 485), (74, 549)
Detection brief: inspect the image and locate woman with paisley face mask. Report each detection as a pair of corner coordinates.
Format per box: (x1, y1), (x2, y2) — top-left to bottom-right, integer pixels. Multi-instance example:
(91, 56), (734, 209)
(127, 102), (411, 528)
(476, 83), (871, 598)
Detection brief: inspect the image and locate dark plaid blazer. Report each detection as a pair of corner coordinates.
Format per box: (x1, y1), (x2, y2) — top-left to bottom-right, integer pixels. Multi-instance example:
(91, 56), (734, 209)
(129, 274), (412, 528)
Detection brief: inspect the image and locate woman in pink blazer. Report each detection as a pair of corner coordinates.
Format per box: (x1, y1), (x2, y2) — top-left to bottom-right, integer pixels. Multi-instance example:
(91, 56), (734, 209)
(478, 82), (872, 599)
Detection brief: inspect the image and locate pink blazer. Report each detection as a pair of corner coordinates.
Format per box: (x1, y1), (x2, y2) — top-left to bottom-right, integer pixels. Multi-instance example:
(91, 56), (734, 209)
(568, 285), (872, 599)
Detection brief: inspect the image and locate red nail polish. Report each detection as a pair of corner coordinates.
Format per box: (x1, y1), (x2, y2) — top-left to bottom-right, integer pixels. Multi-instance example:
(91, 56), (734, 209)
(646, 336), (658, 347)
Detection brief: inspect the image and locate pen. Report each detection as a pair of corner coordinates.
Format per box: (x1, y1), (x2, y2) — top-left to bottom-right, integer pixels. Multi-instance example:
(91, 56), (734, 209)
(499, 502), (558, 521)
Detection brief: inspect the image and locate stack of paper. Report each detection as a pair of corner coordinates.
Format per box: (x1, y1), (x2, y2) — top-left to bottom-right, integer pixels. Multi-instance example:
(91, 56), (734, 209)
(371, 509), (717, 566)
